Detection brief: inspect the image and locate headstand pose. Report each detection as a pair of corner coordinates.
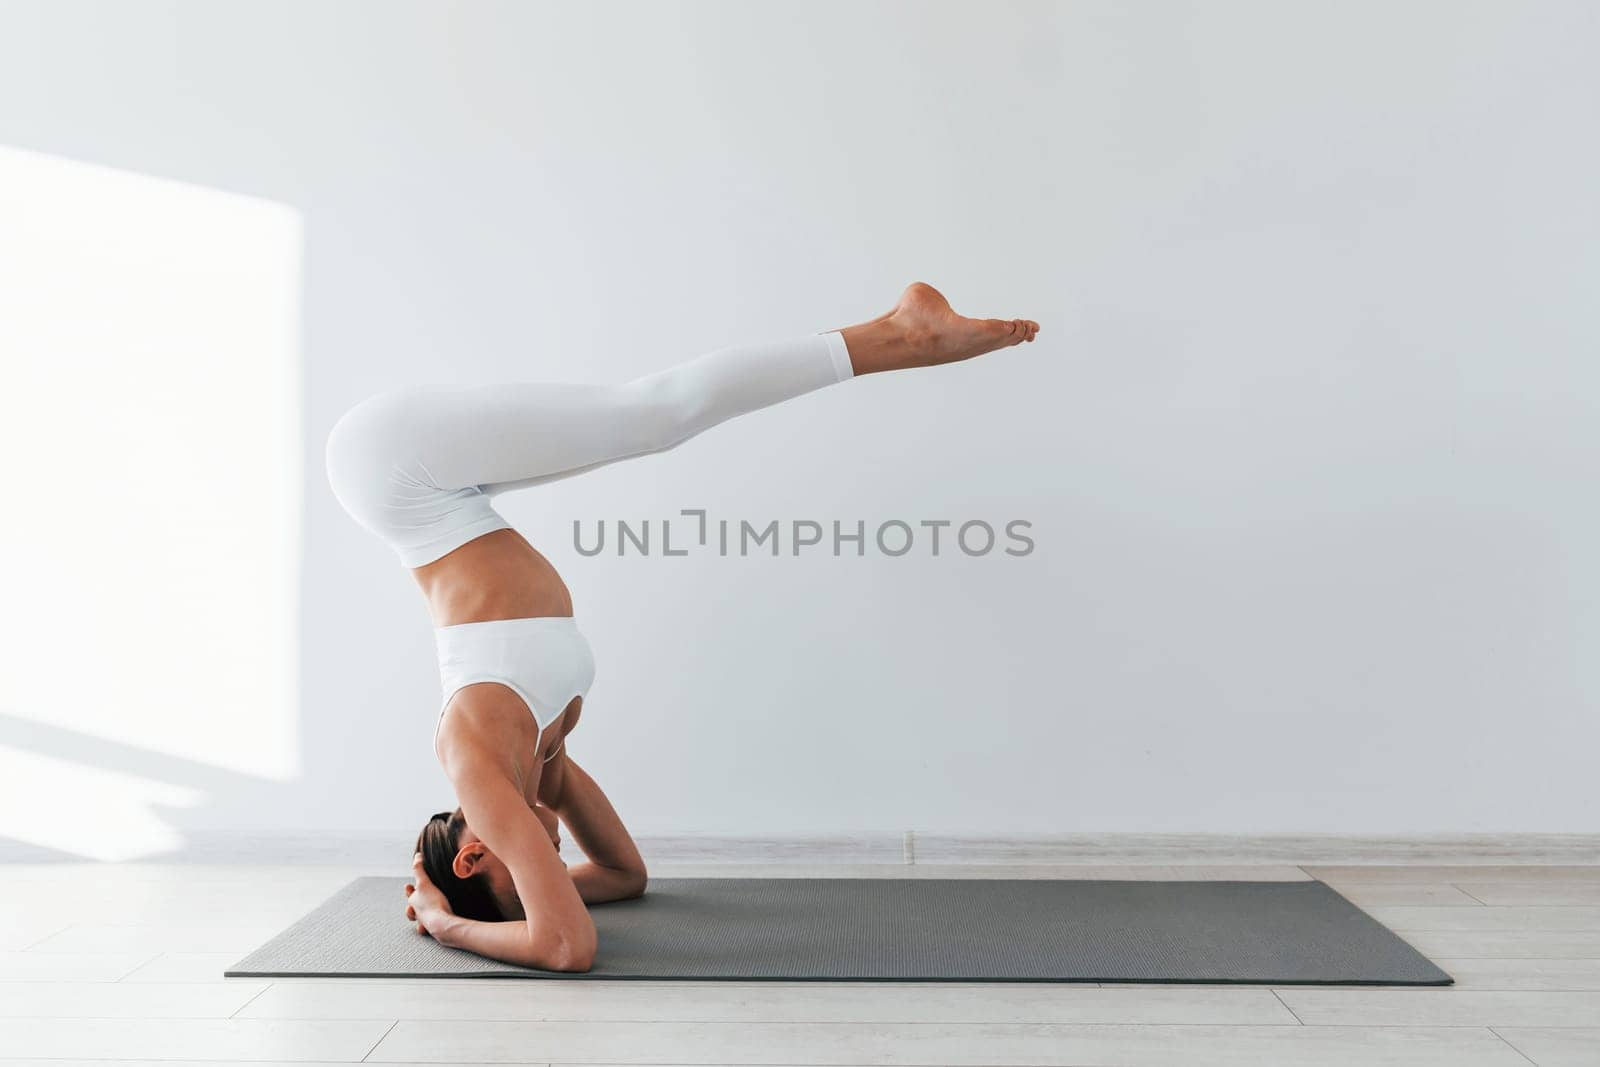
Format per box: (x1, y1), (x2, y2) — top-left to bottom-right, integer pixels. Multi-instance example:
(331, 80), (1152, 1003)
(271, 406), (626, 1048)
(326, 282), (1039, 970)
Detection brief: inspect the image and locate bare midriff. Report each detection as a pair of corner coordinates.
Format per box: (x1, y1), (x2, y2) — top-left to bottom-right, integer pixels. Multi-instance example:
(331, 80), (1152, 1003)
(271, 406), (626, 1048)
(412, 528), (575, 627)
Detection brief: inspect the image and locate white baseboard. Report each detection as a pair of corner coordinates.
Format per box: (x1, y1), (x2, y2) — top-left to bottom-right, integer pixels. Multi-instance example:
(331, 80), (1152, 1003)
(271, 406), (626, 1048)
(3, 830), (1597, 865)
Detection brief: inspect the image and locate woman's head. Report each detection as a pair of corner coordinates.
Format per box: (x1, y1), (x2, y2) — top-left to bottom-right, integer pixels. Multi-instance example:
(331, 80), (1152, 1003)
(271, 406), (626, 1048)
(415, 808), (508, 922)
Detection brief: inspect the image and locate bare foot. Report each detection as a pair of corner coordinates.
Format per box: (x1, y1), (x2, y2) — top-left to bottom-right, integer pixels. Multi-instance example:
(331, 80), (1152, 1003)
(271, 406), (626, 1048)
(839, 282), (1039, 375)
(893, 281), (1039, 365)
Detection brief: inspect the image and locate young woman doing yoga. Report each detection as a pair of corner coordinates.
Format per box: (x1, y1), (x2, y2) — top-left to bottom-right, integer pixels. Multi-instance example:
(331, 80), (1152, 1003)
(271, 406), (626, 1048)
(325, 282), (1039, 970)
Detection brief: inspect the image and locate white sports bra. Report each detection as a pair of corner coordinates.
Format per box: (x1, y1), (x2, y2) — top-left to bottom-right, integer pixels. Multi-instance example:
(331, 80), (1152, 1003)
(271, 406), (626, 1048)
(433, 616), (596, 762)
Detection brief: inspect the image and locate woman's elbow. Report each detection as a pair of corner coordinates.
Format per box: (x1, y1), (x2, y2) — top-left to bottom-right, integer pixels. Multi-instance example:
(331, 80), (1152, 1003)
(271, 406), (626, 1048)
(621, 867), (648, 900)
(544, 943), (595, 973)
(532, 928), (597, 973)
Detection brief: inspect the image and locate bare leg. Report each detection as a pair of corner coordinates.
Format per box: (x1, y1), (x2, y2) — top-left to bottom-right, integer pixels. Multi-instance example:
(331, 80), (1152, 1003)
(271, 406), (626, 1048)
(838, 282), (1040, 376)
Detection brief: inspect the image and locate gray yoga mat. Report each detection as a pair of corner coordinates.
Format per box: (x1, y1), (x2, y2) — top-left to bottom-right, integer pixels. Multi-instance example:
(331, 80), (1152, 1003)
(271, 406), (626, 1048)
(226, 876), (1451, 985)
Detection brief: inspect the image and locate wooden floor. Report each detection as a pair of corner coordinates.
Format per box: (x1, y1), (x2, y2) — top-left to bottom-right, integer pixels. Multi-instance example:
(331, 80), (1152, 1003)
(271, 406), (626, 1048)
(2, 861), (1598, 1065)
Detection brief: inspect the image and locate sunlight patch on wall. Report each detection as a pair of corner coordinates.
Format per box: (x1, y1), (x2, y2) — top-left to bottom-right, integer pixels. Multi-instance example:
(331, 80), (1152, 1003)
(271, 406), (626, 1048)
(0, 145), (302, 782)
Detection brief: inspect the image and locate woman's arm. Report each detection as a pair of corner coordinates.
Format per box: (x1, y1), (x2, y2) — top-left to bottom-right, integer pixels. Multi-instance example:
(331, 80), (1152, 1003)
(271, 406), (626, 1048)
(405, 853), (590, 972)
(542, 753), (648, 904)
(437, 745), (598, 971)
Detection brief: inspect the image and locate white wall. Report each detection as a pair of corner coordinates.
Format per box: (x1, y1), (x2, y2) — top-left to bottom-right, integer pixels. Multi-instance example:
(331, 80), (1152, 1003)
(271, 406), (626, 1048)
(2, 0), (1596, 852)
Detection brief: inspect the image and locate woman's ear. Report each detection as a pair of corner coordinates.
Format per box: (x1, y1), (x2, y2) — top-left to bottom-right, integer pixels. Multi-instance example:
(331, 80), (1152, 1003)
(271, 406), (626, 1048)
(451, 839), (486, 879)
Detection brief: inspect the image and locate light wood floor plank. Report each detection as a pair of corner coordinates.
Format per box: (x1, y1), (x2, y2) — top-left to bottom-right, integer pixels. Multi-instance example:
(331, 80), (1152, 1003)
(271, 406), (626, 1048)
(0, 874), (374, 925)
(649, 863), (1310, 880)
(639, 834), (905, 864)
(1365, 906), (1600, 931)
(0, 1018), (396, 1062)
(240, 982), (1294, 1024)
(648, 863), (911, 879)
(25, 922), (284, 955)
(0, 980), (269, 1018)
(0, 950), (154, 982)
(369, 1021), (1529, 1065)
(1335, 884), (1488, 907)
(1403, 931), (1600, 959)
(0, 864), (338, 890)
(0, 917), (71, 951)
(1308, 867), (1600, 885)
(1436, 958), (1600, 990)
(912, 837), (1599, 866)
(1458, 883), (1600, 906)
(118, 952), (248, 982)
(1494, 1027), (1600, 1067)
(1164, 866), (1312, 881)
(0, 1062), (493, 1067)
(1276, 989), (1600, 1026)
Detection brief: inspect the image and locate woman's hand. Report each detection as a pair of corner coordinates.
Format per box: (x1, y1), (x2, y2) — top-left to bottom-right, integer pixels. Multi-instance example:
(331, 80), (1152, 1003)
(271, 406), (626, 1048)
(404, 852), (456, 941)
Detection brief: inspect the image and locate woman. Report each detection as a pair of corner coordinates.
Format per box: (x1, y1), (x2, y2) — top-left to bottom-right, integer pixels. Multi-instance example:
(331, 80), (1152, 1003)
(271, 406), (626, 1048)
(325, 282), (1039, 970)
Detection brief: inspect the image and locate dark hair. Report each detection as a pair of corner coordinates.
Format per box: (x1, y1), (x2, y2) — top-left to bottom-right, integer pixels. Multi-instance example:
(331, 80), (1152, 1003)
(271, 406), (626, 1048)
(415, 808), (503, 922)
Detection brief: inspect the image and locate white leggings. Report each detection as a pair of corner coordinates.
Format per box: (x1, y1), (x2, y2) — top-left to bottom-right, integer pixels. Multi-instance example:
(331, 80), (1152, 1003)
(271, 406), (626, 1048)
(326, 331), (856, 567)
